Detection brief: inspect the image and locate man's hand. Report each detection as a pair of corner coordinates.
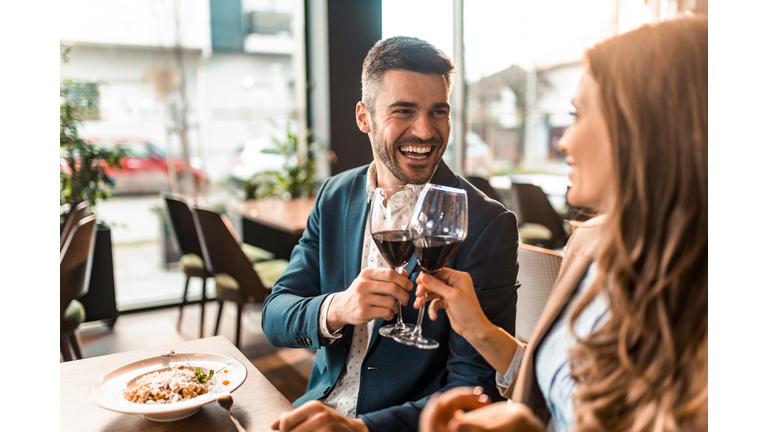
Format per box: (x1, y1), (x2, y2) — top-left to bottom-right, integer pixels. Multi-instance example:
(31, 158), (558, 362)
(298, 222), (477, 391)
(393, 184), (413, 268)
(326, 267), (412, 332)
(419, 387), (545, 432)
(270, 401), (369, 432)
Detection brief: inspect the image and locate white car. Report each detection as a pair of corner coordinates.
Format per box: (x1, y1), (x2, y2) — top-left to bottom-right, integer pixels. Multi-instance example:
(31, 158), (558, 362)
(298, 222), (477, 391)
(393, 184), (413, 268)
(230, 137), (286, 182)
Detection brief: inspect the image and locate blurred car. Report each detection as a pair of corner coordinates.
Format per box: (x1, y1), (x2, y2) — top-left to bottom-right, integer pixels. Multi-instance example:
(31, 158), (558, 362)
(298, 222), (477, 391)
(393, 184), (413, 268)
(85, 137), (207, 195)
(230, 137), (285, 182)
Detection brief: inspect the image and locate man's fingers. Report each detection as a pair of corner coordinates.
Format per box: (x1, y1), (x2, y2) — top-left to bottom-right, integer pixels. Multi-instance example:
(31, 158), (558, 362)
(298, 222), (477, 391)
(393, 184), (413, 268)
(363, 267), (414, 291)
(275, 402), (319, 431)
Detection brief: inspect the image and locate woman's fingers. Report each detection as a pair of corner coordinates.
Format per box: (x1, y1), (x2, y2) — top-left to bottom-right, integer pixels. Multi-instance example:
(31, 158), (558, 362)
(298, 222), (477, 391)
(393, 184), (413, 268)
(428, 297), (445, 321)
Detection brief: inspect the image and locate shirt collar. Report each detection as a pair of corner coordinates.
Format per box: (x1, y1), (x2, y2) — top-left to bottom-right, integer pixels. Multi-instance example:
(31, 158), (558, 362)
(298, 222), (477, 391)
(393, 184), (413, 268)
(364, 162), (430, 203)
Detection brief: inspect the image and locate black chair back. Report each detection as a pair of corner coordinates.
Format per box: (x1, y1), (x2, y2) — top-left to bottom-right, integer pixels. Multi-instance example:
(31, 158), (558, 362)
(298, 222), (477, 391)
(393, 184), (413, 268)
(466, 175), (506, 206)
(509, 183), (569, 249)
(163, 193), (205, 258)
(192, 206), (269, 303)
(60, 214), (97, 320)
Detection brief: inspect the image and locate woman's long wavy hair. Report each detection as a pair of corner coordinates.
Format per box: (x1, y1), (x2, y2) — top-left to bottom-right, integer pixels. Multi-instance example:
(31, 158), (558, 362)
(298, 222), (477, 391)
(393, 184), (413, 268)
(568, 15), (708, 432)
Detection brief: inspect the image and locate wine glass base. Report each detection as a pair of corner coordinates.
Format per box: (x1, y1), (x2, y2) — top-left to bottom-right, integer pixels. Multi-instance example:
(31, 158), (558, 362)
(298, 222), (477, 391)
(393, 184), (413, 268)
(378, 323), (416, 338)
(393, 334), (440, 350)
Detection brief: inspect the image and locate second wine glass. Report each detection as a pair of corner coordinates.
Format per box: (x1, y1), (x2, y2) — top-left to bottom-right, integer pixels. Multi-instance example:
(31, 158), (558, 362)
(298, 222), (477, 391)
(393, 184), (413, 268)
(394, 183), (468, 350)
(369, 185), (418, 338)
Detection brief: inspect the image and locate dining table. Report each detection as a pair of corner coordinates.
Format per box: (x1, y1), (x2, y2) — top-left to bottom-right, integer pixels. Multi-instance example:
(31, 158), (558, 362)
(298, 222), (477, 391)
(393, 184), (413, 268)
(226, 197), (316, 260)
(60, 335), (294, 431)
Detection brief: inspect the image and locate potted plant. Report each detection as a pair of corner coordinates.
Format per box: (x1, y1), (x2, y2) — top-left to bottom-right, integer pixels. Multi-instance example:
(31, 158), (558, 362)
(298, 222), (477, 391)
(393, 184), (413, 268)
(243, 121), (320, 200)
(60, 45), (125, 326)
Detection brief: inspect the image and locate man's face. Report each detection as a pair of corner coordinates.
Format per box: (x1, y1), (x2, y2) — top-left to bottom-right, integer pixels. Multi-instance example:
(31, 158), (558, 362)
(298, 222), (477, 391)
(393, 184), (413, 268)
(356, 70), (451, 186)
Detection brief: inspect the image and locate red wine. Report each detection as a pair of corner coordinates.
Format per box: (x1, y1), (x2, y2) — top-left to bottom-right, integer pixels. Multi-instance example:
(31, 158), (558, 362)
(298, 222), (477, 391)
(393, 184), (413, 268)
(413, 236), (463, 275)
(372, 230), (414, 268)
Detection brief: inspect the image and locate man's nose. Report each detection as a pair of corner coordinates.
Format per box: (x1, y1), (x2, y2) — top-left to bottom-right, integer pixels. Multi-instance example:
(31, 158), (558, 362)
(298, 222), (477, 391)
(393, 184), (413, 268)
(411, 113), (436, 141)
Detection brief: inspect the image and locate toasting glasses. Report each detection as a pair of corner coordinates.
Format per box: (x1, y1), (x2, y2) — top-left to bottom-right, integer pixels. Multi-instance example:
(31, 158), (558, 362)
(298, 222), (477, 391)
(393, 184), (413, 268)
(394, 183), (468, 350)
(369, 185), (418, 338)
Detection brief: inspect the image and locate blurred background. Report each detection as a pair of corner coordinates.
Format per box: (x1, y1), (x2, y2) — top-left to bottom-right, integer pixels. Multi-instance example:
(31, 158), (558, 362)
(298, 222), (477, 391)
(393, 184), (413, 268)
(59, 0), (707, 316)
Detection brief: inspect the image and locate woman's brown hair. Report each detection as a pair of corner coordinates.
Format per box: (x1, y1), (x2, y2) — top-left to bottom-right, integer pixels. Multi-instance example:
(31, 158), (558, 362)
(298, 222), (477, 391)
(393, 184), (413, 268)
(568, 15), (708, 431)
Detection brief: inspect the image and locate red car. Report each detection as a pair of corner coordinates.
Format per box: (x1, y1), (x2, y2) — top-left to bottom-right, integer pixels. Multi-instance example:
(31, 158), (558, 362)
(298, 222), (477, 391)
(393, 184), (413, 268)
(85, 138), (207, 195)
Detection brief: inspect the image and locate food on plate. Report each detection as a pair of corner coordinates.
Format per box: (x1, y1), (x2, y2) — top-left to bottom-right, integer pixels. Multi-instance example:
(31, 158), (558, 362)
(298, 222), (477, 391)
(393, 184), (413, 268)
(123, 366), (214, 404)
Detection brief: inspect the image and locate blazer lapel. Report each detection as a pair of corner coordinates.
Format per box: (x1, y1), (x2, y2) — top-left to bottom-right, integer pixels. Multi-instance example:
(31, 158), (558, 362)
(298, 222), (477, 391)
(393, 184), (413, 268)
(344, 174), (369, 291)
(430, 160), (460, 188)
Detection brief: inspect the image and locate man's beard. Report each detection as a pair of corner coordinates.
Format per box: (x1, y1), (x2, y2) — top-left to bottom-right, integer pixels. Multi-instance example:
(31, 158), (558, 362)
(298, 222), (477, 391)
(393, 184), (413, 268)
(371, 121), (445, 185)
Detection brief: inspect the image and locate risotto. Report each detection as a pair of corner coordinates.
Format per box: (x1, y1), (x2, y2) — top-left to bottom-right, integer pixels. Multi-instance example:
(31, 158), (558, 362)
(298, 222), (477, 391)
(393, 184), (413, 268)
(123, 366), (214, 404)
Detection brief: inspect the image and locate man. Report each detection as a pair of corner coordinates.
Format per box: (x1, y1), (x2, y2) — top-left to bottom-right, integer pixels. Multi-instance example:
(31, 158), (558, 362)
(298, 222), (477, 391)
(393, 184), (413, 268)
(263, 36), (519, 432)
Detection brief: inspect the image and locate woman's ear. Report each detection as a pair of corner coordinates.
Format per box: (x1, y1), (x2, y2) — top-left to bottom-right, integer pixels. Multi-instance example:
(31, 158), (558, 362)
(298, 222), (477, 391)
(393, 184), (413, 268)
(356, 102), (371, 133)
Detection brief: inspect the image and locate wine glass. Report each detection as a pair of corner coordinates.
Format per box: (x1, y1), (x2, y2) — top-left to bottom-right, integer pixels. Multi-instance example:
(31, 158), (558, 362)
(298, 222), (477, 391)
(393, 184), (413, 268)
(394, 183), (468, 350)
(369, 185), (418, 338)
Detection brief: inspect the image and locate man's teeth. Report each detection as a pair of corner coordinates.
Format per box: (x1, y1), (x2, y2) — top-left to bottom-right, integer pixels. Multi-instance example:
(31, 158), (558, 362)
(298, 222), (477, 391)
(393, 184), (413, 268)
(400, 146), (431, 154)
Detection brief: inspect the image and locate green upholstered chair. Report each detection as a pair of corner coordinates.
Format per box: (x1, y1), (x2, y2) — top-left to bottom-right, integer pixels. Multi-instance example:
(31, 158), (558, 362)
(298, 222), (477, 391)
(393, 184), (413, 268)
(163, 193), (276, 338)
(508, 183), (570, 250)
(60, 214), (97, 361)
(192, 206), (289, 349)
(163, 193), (213, 338)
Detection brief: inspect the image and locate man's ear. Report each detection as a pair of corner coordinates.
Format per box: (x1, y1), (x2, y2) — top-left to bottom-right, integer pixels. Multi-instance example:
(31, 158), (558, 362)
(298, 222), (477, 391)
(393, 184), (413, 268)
(356, 102), (371, 134)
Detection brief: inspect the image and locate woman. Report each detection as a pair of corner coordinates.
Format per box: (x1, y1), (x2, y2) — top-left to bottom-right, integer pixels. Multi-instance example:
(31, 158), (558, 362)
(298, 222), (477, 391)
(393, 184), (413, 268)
(416, 15), (707, 432)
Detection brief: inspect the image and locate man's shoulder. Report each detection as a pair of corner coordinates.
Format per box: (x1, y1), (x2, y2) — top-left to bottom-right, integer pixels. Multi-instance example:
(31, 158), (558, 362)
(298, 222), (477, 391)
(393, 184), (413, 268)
(317, 165), (369, 198)
(457, 176), (513, 223)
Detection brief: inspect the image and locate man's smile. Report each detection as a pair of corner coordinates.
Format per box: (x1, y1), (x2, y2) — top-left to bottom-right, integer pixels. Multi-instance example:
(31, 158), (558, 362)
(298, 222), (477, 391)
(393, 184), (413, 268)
(398, 145), (436, 160)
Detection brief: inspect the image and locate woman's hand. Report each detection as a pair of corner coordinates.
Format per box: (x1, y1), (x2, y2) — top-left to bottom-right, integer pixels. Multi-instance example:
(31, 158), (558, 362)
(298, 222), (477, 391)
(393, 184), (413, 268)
(420, 387), (546, 432)
(419, 387), (491, 432)
(414, 269), (492, 340)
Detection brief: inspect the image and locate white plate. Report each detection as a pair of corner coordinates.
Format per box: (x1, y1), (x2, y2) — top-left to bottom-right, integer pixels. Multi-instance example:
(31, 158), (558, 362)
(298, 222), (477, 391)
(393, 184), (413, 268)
(89, 352), (247, 422)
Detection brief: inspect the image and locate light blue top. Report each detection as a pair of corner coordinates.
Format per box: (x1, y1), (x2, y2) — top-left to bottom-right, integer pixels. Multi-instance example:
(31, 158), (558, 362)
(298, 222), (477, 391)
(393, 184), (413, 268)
(497, 262), (610, 432)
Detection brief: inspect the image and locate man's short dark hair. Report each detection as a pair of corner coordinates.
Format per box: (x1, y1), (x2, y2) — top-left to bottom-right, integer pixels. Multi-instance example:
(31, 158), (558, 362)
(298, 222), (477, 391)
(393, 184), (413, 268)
(361, 36), (455, 113)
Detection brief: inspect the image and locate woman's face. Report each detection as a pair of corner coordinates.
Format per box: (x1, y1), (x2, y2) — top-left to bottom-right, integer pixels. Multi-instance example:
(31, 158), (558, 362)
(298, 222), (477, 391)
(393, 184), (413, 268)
(558, 70), (615, 212)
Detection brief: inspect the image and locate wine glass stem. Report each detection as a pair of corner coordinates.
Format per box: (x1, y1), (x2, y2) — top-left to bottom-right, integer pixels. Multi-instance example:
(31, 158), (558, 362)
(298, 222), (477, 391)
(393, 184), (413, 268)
(394, 266), (406, 330)
(413, 305), (426, 338)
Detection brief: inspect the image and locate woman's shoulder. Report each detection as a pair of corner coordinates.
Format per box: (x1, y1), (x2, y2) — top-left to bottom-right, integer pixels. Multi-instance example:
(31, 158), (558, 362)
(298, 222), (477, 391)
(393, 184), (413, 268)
(562, 215), (606, 258)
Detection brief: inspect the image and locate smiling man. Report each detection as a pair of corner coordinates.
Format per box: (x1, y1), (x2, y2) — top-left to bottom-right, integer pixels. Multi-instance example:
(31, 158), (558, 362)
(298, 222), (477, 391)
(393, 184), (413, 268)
(263, 36), (520, 432)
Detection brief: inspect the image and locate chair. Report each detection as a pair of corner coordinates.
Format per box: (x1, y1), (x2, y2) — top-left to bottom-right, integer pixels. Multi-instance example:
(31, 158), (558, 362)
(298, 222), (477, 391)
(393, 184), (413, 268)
(466, 175), (506, 206)
(60, 214), (98, 361)
(515, 243), (563, 343)
(508, 183), (570, 250)
(60, 201), (90, 251)
(163, 194), (277, 337)
(192, 206), (289, 349)
(163, 193), (214, 337)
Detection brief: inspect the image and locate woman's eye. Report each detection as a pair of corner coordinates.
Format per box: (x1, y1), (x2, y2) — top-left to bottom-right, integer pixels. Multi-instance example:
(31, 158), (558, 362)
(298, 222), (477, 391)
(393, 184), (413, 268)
(569, 111), (578, 119)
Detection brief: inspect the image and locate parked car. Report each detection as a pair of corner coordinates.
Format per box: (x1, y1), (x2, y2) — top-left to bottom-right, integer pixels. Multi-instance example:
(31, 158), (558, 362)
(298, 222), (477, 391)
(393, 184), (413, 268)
(82, 138), (207, 195)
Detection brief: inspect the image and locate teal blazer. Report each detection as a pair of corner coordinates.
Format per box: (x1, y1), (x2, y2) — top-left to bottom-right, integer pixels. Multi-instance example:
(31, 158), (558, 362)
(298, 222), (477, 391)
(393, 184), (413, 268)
(262, 161), (520, 432)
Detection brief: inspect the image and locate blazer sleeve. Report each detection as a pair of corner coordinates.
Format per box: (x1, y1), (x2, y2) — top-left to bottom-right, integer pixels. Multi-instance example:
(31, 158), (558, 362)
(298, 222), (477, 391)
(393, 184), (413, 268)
(261, 179), (332, 349)
(359, 210), (520, 432)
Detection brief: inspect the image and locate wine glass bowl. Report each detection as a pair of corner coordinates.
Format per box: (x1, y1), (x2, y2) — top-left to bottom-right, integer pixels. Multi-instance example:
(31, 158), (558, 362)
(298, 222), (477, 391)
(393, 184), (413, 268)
(369, 185), (418, 338)
(394, 183), (468, 349)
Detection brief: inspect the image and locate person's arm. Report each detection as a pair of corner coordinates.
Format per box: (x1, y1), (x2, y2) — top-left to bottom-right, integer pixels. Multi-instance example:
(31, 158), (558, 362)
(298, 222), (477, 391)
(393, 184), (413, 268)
(262, 179), (330, 349)
(359, 210), (521, 431)
(415, 269), (523, 376)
